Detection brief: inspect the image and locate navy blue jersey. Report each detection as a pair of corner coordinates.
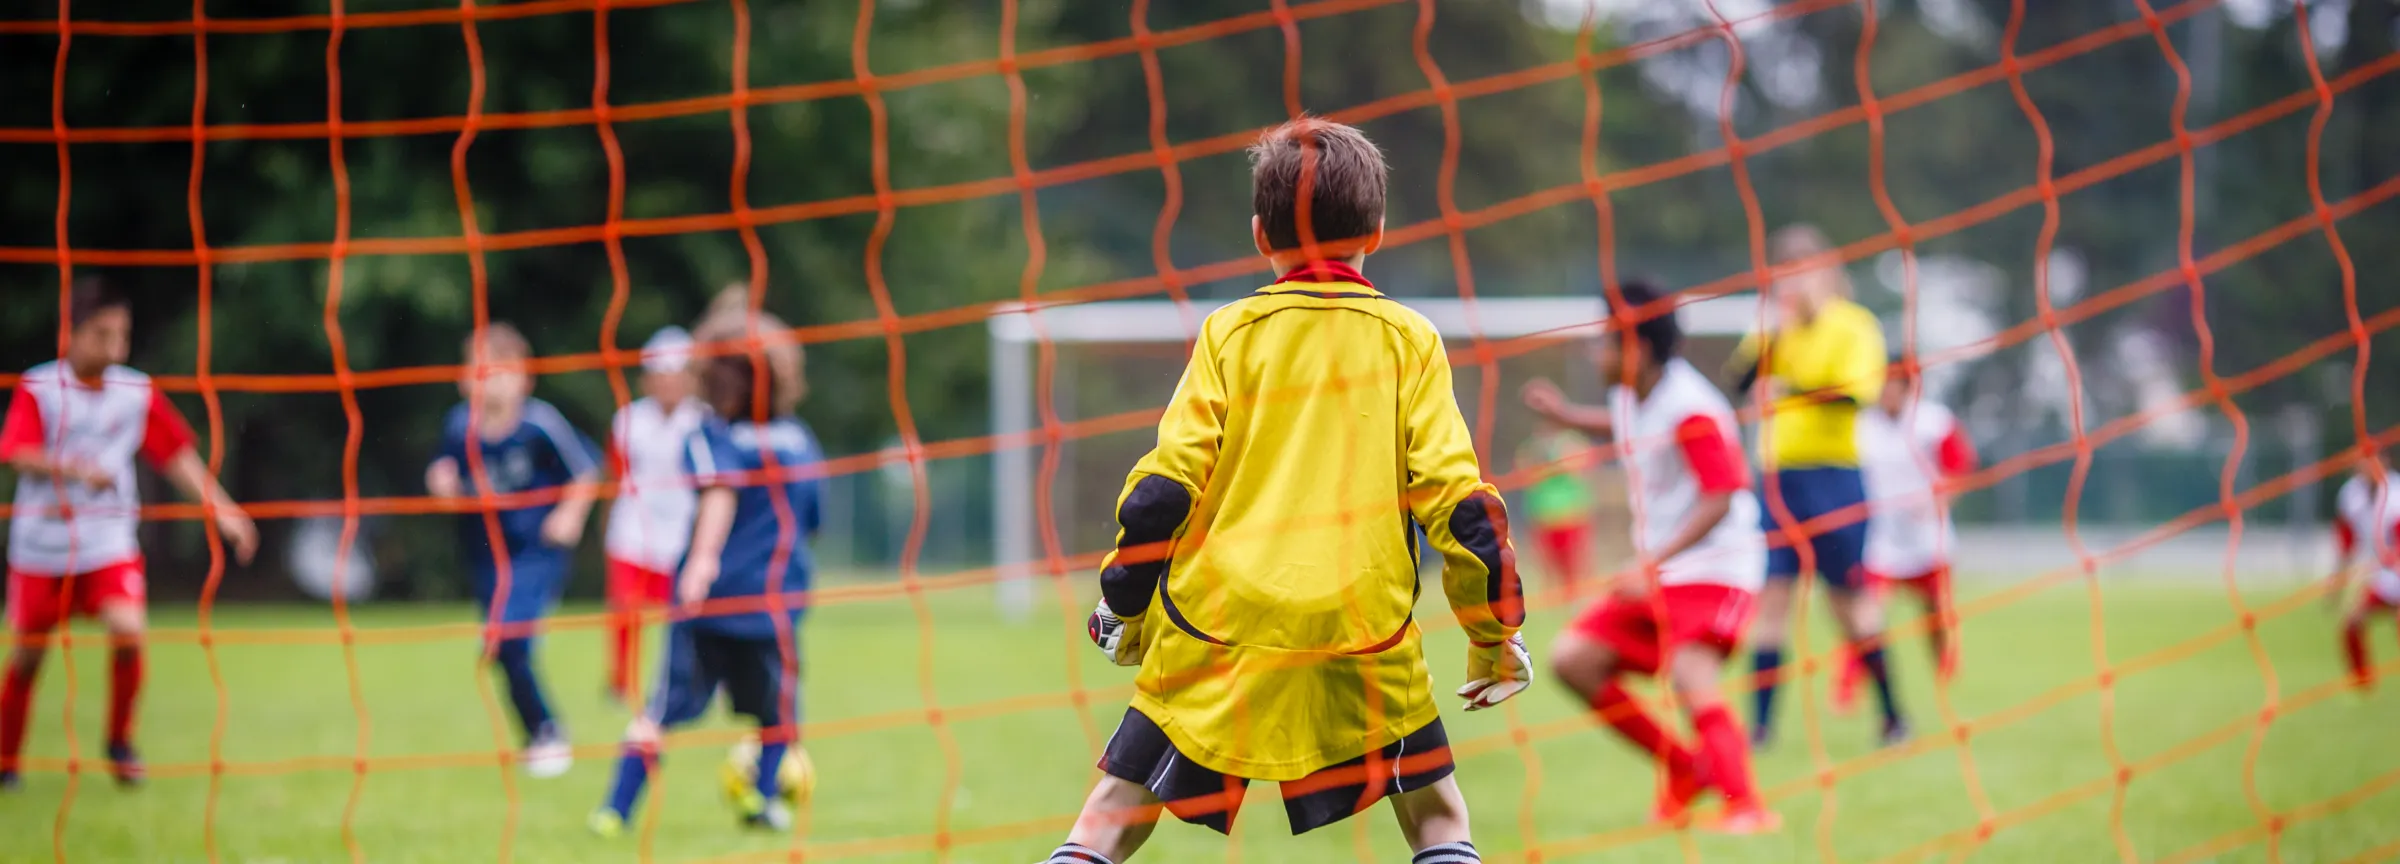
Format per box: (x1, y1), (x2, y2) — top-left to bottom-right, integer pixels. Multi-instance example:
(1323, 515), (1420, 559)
(439, 398), (602, 574)
(683, 415), (823, 638)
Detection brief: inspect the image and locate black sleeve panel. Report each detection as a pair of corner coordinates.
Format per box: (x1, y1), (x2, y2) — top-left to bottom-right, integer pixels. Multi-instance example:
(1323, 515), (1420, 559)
(1447, 490), (1524, 631)
(1099, 474), (1192, 615)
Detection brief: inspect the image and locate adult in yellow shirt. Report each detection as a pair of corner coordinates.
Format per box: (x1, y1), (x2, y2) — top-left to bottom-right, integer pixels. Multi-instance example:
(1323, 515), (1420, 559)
(1725, 225), (1909, 749)
(1039, 118), (1529, 864)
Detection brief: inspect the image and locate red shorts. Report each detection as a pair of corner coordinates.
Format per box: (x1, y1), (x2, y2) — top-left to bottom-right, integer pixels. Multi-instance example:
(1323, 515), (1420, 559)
(606, 558), (674, 608)
(1572, 583), (1755, 675)
(8, 558), (146, 634)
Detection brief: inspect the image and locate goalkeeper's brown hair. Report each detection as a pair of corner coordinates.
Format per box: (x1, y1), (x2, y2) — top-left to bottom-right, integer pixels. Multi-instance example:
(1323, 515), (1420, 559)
(1249, 116), (1388, 252)
(693, 285), (805, 419)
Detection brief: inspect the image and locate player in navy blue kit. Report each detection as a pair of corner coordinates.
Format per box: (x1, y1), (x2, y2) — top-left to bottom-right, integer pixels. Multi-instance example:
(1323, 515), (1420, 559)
(591, 309), (820, 835)
(426, 323), (602, 778)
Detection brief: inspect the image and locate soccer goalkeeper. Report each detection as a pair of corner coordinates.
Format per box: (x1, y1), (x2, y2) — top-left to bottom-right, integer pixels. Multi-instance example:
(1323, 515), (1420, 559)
(1043, 117), (1529, 864)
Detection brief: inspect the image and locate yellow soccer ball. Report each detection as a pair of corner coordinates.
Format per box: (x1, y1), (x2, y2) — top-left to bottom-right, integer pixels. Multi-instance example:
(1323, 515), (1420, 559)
(722, 734), (815, 806)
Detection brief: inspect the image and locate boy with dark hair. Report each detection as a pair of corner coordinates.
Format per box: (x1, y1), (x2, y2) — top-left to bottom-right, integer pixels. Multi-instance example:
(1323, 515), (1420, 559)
(1, 278), (259, 789)
(427, 322), (601, 778)
(1523, 281), (1778, 833)
(1047, 117), (1528, 864)
(591, 306), (821, 835)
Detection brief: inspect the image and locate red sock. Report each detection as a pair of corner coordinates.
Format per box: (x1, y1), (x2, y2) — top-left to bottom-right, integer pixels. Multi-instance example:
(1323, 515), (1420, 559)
(609, 610), (638, 699)
(107, 644), (142, 748)
(1593, 681), (1695, 774)
(1833, 644), (1862, 709)
(1692, 704), (1758, 807)
(1, 660), (35, 773)
(2345, 622), (2372, 688)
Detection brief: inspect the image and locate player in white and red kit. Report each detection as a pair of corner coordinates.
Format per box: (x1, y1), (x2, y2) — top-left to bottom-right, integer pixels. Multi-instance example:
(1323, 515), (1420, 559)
(1834, 358), (1976, 711)
(0, 282), (258, 790)
(1523, 281), (1777, 834)
(602, 327), (706, 704)
(2328, 449), (2400, 691)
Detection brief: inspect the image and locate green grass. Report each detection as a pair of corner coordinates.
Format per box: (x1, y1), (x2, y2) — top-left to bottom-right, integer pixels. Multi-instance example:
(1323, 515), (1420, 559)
(2, 577), (2397, 864)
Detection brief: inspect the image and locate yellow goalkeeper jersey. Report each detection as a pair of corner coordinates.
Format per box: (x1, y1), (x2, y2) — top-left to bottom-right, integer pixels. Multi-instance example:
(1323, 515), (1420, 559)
(1730, 298), (1887, 469)
(1103, 263), (1524, 781)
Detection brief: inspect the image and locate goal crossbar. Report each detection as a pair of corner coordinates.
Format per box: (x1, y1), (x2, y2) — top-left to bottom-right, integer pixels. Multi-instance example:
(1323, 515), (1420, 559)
(985, 294), (1759, 616)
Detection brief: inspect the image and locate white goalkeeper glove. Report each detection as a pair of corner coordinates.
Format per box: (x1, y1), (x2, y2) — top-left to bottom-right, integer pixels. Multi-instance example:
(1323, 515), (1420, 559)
(1458, 633), (1533, 711)
(1087, 599), (1147, 667)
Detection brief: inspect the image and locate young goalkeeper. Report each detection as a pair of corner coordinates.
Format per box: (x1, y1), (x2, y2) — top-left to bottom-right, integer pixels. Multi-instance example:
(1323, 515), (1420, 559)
(1, 280), (259, 789)
(1049, 117), (1530, 864)
(1523, 281), (1778, 834)
(591, 306), (819, 835)
(426, 323), (602, 777)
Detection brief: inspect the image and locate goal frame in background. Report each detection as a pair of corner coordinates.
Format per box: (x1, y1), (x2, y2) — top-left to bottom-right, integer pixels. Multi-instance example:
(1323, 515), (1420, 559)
(985, 293), (1761, 618)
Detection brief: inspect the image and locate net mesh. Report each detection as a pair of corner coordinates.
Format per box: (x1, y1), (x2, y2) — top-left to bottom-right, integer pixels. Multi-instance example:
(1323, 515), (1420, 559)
(2, 0), (2397, 861)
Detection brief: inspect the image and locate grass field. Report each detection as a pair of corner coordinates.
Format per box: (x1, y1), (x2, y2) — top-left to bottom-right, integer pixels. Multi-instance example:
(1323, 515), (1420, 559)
(2, 576), (2397, 864)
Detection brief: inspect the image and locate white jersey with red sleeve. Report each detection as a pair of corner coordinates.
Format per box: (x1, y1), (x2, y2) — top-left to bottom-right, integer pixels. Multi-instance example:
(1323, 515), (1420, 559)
(1860, 402), (1975, 579)
(2, 362), (196, 577)
(2334, 470), (2400, 605)
(603, 395), (707, 574)
(1610, 358), (1765, 592)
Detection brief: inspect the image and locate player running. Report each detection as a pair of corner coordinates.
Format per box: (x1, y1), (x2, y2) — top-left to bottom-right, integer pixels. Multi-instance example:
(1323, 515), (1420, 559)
(1046, 117), (1528, 864)
(602, 326), (706, 705)
(2329, 448), (2400, 691)
(1517, 418), (1599, 601)
(1835, 358), (1976, 710)
(0, 280), (259, 790)
(591, 307), (819, 835)
(1725, 225), (1908, 748)
(426, 323), (602, 778)
(1524, 281), (1779, 834)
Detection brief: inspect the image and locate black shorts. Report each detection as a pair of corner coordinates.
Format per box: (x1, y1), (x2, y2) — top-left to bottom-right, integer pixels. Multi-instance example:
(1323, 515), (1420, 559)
(1097, 707), (1455, 836)
(647, 622), (797, 730)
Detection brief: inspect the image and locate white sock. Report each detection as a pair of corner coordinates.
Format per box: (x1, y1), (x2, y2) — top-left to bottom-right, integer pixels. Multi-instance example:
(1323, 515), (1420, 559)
(1414, 841), (1480, 864)
(1044, 843), (1114, 864)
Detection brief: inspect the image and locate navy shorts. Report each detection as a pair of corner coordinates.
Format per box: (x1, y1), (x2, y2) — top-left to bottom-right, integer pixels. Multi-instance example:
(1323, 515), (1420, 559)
(472, 547), (569, 628)
(648, 622), (797, 730)
(1760, 466), (1870, 590)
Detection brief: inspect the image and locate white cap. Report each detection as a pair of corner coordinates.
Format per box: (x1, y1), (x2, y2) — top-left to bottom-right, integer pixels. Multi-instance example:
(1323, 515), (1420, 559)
(640, 326), (693, 374)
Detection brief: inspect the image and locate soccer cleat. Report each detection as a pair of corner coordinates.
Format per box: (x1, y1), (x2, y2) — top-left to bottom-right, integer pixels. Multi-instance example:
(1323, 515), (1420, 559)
(744, 800), (794, 832)
(0, 770), (20, 793)
(1702, 803), (1784, 836)
(524, 725), (574, 779)
(587, 809), (626, 839)
(1648, 759), (1713, 825)
(1879, 720), (1913, 749)
(731, 787), (793, 831)
(107, 743), (144, 788)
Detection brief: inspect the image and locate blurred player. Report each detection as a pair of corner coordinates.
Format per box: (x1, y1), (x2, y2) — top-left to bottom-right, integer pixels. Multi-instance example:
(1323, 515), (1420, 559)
(591, 305), (819, 835)
(1516, 417), (1598, 600)
(426, 323), (601, 778)
(1724, 225), (1906, 748)
(0, 280), (259, 789)
(2328, 448), (2400, 691)
(1048, 117), (1528, 864)
(1835, 357), (1976, 712)
(1524, 281), (1778, 834)
(602, 326), (706, 705)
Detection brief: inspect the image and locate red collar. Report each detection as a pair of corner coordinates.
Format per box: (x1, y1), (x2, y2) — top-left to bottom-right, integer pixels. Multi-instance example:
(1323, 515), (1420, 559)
(1270, 261), (1373, 289)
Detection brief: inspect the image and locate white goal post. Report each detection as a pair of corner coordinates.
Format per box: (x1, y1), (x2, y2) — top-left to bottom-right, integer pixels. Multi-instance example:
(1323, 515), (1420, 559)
(985, 293), (1760, 619)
